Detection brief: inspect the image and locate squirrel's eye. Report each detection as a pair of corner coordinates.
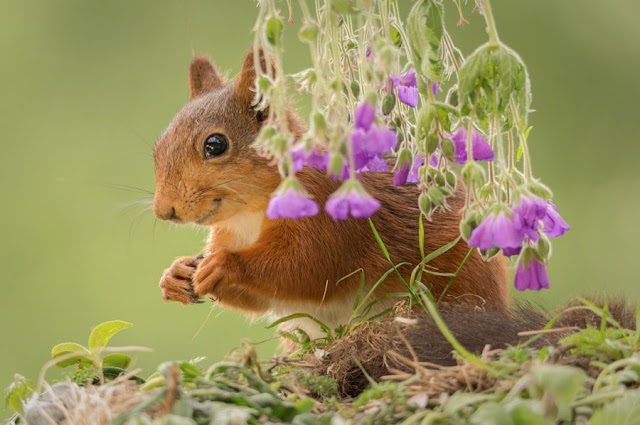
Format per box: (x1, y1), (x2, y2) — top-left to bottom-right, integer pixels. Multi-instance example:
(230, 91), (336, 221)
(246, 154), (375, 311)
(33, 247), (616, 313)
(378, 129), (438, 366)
(203, 133), (228, 159)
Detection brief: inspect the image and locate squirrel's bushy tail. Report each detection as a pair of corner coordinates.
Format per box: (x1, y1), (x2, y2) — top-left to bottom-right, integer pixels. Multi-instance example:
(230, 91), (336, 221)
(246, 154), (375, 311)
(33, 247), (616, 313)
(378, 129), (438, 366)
(312, 297), (636, 397)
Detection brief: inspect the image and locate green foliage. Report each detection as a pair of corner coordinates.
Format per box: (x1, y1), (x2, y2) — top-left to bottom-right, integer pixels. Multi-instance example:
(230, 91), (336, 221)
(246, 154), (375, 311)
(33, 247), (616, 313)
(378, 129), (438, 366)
(50, 320), (133, 377)
(87, 320), (132, 351)
(5, 306), (640, 424)
(458, 43), (530, 128)
(291, 369), (337, 399)
(407, 0), (444, 82)
(4, 375), (34, 416)
(591, 389), (640, 425)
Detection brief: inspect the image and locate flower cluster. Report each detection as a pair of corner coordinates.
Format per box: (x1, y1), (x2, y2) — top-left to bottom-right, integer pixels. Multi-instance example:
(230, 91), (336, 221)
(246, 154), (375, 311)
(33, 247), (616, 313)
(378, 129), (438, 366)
(468, 196), (569, 290)
(267, 102), (392, 221)
(351, 102), (396, 173)
(390, 69), (439, 108)
(254, 0), (568, 292)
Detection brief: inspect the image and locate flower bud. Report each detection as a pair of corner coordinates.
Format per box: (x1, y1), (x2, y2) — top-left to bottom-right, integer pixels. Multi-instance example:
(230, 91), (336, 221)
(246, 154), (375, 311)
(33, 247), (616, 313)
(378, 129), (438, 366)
(381, 93), (396, 115)
(390, 25), (402, 48)
(292, 68), (316, 90)
(259, 125), (277, 141)
(257, 75), (273, 92)
(536, 235), (551, 260)
(462, 162), (485, 187)
(266, 16), (284, 46)
(312, 112), (327, 136)
(480, 247), (500, 260)
(527, 180), (553, 200)
(478, 183), (495, 200)
(350, 81), (360, 98)
(365, 91), (378, 107)
(329, 78), (341, 93)
(272, 135), (288, 156)
(329, 154), (345, 178)
(298, 24), (319, 43)
(460, 213), (479, 240)
(441, 138), (455, 159)
(426, 134), (439, 154)
(445, 171), (457, 189)
(396, 148), (412, 167)
(419, 193), (431, 217)
(435, 173), (445, 187)
(416, 104), (436, 145)
(428, 186), (445, 207)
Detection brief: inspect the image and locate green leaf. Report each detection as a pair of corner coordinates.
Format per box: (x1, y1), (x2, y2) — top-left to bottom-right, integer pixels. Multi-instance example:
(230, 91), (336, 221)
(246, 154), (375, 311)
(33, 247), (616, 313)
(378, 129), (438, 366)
(51, 342), (92, 368)
(470, 402), (514, 425)
(516, 144), (523, 162)
(416, 103), (436, 151)
(591, 389), (640, 425)
(266, 313), (332, 337)
(407, 0), (444, 81)
(88, 320), (133, 351)
(443, 392), (495, 415)
(434, 102), (458, 133)
(102, 353), (131, 369)
(4, 374), (34, 415)
(102, 366), (128, 381)
(529, 364), (586, 404)
(458, 43), (530, 122)
(506, 399), (546, 425)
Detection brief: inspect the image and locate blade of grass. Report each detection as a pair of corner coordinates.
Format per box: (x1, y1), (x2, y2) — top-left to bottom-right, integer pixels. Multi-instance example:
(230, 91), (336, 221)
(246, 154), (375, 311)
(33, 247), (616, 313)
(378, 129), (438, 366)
(335, 267), (365, 311)
(266, 313), (332, 337)
(420, 291), (498, 374)
(438, 247), (474, 303)
(415, 235), (462, 296)
(418, 214), (425, 259)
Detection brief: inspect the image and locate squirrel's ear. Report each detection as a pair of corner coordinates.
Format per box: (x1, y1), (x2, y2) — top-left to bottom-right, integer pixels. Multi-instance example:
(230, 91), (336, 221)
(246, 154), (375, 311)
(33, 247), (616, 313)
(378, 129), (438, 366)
(189, 56), (223, 99)
(234, 49), (271, 105)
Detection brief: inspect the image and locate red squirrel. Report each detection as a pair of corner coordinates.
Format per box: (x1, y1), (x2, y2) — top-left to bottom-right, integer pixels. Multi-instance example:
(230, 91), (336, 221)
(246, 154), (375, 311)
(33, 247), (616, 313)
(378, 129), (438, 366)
(152, 51), (509, 338)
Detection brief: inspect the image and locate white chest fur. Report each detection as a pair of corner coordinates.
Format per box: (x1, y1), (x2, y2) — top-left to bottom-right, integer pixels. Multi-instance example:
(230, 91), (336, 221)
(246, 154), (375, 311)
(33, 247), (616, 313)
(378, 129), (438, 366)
(215, 211), (264, 249)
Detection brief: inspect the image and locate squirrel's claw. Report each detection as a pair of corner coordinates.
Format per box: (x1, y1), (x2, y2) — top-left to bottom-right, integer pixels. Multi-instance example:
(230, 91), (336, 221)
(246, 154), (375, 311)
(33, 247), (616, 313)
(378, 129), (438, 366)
(159, 255), (203, 305)
(191, 251), (233, 297)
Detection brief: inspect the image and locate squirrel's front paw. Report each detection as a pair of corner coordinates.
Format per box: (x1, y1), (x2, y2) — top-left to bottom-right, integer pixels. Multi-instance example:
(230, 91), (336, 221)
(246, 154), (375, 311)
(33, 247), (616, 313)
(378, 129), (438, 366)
(159, 256), (203, 304)
(192, 251), (238, 298)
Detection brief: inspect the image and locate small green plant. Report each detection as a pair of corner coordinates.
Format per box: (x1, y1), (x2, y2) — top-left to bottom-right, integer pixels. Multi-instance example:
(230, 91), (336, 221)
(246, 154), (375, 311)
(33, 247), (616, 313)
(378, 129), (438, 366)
(4, 375), (34, 416)
(49, 320), (137, 384)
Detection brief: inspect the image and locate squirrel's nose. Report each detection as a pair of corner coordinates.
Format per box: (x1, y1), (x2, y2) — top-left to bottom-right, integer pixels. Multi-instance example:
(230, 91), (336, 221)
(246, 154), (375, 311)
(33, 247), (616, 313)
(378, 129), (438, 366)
(154, 204), (181, 221)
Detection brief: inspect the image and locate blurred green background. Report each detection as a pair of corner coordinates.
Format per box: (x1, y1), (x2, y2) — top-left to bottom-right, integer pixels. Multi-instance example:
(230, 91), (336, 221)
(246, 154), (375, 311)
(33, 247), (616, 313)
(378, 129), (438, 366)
(1, 0), (638, 415)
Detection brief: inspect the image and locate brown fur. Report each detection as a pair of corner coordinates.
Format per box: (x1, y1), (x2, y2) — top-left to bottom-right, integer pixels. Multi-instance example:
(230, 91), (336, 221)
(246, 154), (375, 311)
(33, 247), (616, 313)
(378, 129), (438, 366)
(153, 51), (509, 330)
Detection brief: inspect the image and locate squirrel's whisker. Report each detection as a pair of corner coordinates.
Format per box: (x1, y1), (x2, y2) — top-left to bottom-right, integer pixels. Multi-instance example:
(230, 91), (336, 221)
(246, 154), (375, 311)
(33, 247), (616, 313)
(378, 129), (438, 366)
(118, 198), (154, 211)
(101, 183), (155, 195)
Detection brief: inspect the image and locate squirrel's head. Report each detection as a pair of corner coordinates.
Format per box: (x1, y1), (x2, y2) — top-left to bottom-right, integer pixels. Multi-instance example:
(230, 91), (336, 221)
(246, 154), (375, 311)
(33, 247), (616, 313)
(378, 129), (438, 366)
(153, 52), (282, 226)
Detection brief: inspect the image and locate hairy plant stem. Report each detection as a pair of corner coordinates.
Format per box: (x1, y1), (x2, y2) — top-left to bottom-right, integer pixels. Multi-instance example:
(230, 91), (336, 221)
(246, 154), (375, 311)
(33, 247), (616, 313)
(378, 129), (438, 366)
(480, 0), (500, 47)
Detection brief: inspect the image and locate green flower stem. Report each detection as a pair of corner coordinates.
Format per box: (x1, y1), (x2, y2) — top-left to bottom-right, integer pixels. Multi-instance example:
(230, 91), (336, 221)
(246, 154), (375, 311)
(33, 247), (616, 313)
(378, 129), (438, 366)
(326, 2), (357, 179)
(480, 0), (500, 46)
(464, 116), (476, 213)
(508, 97), (533, 182)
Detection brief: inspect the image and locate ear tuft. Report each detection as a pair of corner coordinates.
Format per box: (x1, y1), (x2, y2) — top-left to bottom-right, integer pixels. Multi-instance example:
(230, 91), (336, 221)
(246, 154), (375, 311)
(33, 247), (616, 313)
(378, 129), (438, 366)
(189, 56), (223, 99)
(234, 49), (273, 105)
